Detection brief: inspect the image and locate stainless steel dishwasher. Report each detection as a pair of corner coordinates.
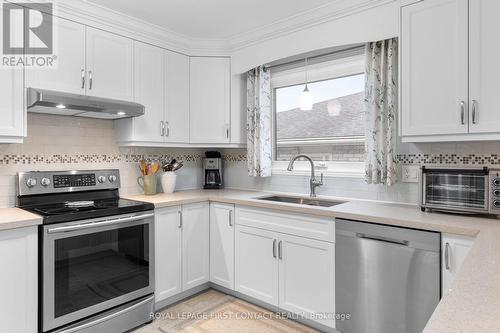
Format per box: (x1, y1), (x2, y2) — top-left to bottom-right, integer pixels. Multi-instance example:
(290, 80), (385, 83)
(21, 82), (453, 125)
(335, 219), (440, 333)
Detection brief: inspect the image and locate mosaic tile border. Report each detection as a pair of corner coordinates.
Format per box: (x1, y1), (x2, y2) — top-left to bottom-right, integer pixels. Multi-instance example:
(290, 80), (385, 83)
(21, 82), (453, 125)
(0, 153), (204, 165)
(395, 154), (500, 165)
(2, 152), (500, 165)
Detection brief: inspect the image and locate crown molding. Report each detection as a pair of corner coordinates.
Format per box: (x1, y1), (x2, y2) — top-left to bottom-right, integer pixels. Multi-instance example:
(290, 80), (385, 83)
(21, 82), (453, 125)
(227, 0), (398, 51)
(6, 0), (398, 55)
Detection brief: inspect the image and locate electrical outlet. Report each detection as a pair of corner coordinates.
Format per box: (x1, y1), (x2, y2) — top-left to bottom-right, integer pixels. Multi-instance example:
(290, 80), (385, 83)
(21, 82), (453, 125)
(402, 165), (420, 183)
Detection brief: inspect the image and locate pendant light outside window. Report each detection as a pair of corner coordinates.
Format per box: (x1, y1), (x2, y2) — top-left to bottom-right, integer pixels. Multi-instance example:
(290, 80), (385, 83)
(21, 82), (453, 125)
(300, 57), (313, 111)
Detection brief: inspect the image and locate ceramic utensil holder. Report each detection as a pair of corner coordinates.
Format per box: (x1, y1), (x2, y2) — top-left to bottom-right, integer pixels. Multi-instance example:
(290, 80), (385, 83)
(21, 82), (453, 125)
(160, 172), (177, 193)
(137, 174), (157, 195)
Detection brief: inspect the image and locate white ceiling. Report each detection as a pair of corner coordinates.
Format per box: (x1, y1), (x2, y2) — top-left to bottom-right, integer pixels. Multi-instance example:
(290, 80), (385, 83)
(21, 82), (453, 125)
(85, 0), (338, 40)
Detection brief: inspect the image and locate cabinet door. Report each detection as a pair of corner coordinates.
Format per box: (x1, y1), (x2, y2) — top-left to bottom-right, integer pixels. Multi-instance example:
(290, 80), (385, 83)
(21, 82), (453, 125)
(278, 234), (335, 328)
(182, 202), (210, 290)
(210, 203), (235, 289)
(86, 27), (134, 101)
(469, 0), (500, 133)
(165, 50), (190, 143)
(25, 16), (86, 94)
(401, 0), (468, 137)
(0, 227), (37, 333)
(132, 41), (165, 142)
(0, 1), (25, 143)
(155, 206), (182, 302)
(189, 57), (230, 143)
(235, 225), (278, 306)
(442, 233), (474, 295)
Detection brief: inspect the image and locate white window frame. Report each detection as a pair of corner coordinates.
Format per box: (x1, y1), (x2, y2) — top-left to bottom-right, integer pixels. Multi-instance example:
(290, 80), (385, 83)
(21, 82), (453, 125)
(271, 53), (366, 178)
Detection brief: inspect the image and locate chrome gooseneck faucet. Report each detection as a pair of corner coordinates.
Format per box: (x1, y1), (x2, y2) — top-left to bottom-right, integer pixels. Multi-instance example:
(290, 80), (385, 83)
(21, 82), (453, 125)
(287, 154), (323, 197)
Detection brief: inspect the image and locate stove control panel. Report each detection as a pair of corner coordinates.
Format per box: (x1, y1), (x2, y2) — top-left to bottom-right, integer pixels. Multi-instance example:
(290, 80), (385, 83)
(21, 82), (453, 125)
(17, 170), (120, 196)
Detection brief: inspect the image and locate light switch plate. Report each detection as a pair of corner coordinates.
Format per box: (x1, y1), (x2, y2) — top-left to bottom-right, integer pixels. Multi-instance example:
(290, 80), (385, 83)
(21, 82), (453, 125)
(402, 165), (420, 183)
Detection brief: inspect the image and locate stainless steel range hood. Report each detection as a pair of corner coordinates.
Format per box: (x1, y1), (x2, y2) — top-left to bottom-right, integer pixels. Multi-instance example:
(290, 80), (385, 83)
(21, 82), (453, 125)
(26, 88), (145, 119)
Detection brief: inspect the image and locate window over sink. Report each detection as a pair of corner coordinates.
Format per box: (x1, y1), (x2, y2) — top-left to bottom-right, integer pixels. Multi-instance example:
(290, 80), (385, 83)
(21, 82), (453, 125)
(270, 47), (366, 177)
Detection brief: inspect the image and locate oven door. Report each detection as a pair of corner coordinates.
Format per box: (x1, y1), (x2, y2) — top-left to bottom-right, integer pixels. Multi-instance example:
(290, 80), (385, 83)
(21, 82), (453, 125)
(421, 168), (489, 213)
(42, 211), (154, 332)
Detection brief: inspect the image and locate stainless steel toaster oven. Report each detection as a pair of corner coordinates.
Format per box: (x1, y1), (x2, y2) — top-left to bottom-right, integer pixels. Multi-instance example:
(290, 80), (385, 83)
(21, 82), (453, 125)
(419, 166), (500, 214)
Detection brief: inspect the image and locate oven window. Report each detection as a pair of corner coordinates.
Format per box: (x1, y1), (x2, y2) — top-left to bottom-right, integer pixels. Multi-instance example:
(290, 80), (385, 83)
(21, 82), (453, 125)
(424, 172), (486, 208)
(54, 224), (149, 318)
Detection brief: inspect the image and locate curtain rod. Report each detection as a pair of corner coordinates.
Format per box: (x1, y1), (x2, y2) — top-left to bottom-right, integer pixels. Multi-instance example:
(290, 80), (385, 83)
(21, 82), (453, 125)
(265, 45), (365, 70)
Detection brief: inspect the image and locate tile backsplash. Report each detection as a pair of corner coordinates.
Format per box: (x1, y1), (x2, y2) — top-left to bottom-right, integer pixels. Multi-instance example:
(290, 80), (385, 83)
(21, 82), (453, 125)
(0, 113), (204, 207)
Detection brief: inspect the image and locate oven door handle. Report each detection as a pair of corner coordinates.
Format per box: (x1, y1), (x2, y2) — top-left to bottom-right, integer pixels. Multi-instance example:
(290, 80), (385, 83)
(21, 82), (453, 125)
(46, 213), (154, 234)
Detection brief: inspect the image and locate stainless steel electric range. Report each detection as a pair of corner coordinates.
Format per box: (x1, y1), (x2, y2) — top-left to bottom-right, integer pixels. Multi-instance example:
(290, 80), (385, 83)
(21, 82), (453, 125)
(17, 169), (155, 333)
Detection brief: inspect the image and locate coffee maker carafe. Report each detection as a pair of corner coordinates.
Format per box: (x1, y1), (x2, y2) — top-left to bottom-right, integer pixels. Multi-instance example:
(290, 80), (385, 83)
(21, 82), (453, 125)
(203, 151), (222, 189)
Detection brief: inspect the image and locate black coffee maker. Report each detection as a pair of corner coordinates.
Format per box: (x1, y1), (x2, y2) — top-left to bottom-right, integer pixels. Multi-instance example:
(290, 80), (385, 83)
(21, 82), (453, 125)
(203, 151), (222, 189)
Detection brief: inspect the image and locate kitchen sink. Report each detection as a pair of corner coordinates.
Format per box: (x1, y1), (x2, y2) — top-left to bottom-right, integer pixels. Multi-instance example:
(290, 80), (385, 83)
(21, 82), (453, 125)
(256, 195), (345, 207)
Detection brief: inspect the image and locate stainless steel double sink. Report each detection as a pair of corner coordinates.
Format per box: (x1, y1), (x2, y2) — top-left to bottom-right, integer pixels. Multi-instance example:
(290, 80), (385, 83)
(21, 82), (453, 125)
(256, 195), (345, 207)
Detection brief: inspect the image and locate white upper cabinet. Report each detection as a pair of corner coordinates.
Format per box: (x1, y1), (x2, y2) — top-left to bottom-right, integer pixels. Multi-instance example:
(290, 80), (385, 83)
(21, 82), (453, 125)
(86, 27), (134, 101)
(0, 1), (25, 143)
(401, 0), (500, 141)
(131, 41), (165, 143)
(25, 16), (86, 95)
(468, 0), (500, 133)
(165, 50), (190, 143)
(0, 61), (25, 143)
(401, 0), (469, 139)
(190, 57), (231, 144)
(115, 48), (190, 145)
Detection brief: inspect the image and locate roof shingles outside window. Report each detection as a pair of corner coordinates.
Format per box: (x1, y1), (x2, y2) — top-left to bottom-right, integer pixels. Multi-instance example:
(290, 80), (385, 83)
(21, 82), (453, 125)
(276, 91), (365, 141)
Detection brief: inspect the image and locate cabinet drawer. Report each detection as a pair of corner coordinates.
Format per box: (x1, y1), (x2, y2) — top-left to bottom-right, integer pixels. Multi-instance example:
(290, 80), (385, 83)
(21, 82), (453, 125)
(235, 206), (334, 243)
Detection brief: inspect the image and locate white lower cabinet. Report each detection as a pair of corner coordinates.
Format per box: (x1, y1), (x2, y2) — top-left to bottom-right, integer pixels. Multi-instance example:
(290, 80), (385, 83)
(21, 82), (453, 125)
(155, 206), (182, 302)
(154, 202), (209, 303)
(278, 234), (335, 328)
(235, 225), (279, 306)
(234, 208), (336, 329)
(182, 202), (210, 290)
(441, 233), (474, 295)
(210, 203), (235, 289)
(0, 226), (37, 333)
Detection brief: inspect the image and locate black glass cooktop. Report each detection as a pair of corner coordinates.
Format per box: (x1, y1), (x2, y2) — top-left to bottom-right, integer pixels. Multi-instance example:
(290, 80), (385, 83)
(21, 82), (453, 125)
(18, 190), (154, 225)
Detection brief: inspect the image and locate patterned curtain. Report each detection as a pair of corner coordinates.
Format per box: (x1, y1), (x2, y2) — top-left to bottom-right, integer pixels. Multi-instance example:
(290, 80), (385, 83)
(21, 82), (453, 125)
(364, 38), (398, 186)
(246, 66), (272, 177)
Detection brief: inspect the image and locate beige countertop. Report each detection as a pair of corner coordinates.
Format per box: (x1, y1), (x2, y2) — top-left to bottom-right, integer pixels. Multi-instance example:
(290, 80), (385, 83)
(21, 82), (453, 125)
(0, 208), (43, 231)
(125, 188), (500, 333)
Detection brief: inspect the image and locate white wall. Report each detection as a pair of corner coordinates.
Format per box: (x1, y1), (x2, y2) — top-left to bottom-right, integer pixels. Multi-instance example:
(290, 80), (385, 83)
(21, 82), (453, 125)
(231, 1), (399, 74)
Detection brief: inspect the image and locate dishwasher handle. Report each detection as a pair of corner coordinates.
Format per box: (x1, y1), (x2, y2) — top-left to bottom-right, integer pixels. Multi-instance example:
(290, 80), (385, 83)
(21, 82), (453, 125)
(356, 233), (409, 246)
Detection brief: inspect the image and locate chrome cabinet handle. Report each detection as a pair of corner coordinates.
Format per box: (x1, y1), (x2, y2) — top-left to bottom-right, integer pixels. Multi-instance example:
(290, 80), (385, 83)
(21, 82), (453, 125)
(228, 210), (233, 226)
(225, 124), (229, 139)
(278, 240), (283, 259)
(160, 121), (165, 136)
(165, 121), (170, 137)
(88, 71), (93, 90)
(460, 101), (465, 125)
(445, 242), (451, 270)
(272, 239), (277, 258)
(178, 210), (183, 228)
(81, 69), (85, 89)
(472, 100), (478, 124)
